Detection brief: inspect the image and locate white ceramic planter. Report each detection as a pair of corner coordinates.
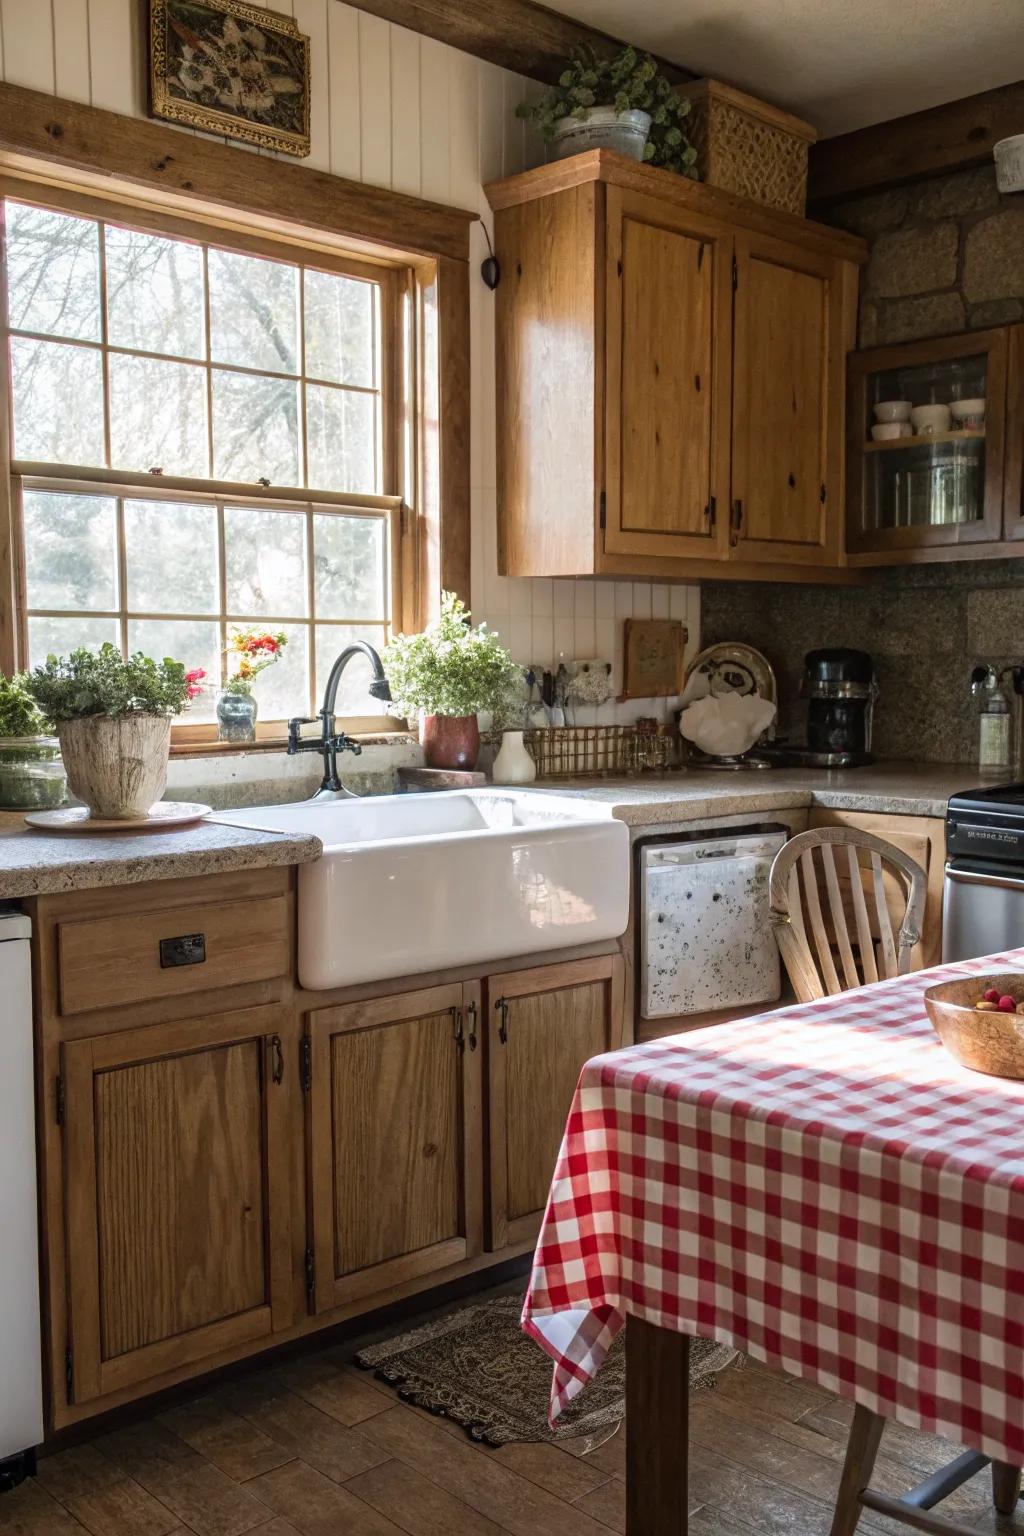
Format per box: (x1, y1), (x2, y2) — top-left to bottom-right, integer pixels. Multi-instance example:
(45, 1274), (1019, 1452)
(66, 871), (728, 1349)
(994, 135), (1024, 194)
(551, 107), (651, 163)
(58, 714), (171, 819)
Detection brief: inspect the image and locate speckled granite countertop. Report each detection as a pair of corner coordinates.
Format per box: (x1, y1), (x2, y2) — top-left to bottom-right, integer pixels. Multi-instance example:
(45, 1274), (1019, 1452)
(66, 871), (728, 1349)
(540, 761), (993, 825)
(0, 815), (321, 900)
(0, 761), (997, 901)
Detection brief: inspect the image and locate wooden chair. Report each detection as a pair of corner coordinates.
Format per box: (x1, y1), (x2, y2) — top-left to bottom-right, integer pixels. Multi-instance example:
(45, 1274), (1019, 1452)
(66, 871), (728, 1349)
(769, 825), (927, 1003)
(769, 827), (1020, 1533)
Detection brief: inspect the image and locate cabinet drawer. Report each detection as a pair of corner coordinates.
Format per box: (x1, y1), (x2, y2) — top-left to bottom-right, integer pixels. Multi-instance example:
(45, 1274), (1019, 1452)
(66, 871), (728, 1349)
(58, 895), (289, 1015)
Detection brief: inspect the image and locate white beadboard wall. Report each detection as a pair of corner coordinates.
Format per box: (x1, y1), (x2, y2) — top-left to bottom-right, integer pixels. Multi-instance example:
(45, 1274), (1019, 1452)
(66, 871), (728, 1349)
(0, 0), (699, 724)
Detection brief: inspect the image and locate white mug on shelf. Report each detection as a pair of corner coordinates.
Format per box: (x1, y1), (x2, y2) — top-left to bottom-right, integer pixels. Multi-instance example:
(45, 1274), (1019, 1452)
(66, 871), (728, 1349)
(910, 403), (952, 436)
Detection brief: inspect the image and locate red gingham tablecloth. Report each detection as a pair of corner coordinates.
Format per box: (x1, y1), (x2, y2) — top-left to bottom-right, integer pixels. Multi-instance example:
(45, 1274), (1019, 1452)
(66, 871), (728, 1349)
(522, 950), (1024, 1463)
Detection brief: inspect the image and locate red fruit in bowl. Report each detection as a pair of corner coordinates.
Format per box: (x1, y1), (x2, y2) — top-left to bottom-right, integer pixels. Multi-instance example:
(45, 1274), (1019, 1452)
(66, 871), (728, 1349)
(984, 987), (1002, 1004)
(998, 995), (1018, 1013)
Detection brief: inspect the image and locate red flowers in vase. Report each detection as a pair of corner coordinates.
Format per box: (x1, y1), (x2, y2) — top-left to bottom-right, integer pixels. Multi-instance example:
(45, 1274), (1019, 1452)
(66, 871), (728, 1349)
(224, 628), (288, 693)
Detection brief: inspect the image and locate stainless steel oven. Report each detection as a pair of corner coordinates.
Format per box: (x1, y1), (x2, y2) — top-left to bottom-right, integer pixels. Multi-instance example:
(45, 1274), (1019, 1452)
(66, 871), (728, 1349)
(943, 784), (1024, 961)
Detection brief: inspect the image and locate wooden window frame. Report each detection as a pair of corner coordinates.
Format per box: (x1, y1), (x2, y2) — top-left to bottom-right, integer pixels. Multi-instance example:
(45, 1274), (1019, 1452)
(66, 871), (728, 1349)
(0, 81), (474, 742)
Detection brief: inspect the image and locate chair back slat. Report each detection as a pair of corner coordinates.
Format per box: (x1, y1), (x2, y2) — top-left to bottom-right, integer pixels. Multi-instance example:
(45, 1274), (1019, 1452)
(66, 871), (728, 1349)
(799, 847), (841, 996)
(770, 827), (928, 1003)
(846, 843), (879, 985)
(820, 841), (860, 991)
(870, 850), (899, 978)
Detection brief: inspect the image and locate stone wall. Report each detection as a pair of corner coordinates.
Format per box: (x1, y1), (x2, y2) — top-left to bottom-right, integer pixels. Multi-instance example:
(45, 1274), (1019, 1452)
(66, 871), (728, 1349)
(700, 561), (1024, 766)
(825, 164), (1024, 347)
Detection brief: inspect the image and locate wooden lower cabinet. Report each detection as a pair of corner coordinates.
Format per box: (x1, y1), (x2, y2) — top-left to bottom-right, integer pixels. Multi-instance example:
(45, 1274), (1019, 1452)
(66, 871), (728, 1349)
(61, 1004), (291, 1406)
(306, 983), (484, 1313)
(808, 808), (946, 969)
(485, 955), (624, 1250)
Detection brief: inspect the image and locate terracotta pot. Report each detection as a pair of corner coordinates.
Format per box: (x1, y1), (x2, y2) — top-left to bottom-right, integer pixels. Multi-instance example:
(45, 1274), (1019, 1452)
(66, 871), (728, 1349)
(57, 714), (171, 820)
(420, 713), (480, 770)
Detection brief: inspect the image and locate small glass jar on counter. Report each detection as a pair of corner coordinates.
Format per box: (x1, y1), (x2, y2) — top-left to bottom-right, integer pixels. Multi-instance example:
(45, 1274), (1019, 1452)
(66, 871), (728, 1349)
(0, 735), (68, 810)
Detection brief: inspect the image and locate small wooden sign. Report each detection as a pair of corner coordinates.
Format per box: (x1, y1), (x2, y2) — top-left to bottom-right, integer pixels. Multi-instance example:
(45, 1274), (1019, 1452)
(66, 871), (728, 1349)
(621, 619), (687, 700)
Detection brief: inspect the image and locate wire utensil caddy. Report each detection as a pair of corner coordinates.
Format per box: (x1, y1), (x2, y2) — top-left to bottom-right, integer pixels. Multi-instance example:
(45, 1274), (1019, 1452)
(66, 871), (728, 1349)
(522, 725), (637, 779)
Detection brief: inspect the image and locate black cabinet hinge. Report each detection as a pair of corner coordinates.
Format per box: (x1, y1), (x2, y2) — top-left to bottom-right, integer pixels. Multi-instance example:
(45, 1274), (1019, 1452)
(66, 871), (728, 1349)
(820, 482), (827, 503)
(452, 1006), (465, 1052)
(65, 1345), (74, 1402)
(299, 1036), (312, 1093)
(732, 253), (738, 291)
(305, 1247), (315, 1300)
(704, 495), (717, 528)
(55, 1074), (65, 1126)
(599, 490), (606, 530)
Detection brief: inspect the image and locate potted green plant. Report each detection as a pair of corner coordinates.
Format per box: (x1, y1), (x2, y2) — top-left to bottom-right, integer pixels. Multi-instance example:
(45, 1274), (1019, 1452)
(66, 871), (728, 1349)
(217, 628), (288, 743)
(382, 592), (519, 770)
(0, 672), (67, 811)
(25, 645), (191, 820)
(517, 45), (697, 174)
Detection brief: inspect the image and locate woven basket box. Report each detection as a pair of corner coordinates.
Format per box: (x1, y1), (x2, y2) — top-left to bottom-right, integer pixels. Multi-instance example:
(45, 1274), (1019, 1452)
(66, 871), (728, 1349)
(676, 79), (817, 216)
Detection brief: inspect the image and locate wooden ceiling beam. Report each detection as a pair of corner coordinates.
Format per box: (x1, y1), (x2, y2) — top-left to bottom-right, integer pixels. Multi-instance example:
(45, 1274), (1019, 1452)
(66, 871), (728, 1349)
(337, 0), (693, 85)
(808, 79), (1024, 205)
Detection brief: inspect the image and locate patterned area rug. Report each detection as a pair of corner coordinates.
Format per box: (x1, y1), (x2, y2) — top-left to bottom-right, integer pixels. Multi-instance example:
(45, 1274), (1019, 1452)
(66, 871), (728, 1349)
(355, 1292), (741, 1446)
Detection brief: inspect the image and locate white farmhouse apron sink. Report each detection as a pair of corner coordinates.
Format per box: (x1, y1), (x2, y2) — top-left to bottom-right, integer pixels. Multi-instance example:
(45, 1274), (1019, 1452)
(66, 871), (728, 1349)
(217, 789), (629, 990)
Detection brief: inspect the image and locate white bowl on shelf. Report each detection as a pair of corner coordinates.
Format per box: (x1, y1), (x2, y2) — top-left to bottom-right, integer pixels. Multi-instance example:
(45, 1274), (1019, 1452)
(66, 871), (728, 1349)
(871, 423), (905, 442)
(910, 403), (952, 435)
(873, 400), (913, 424)
(951, 398), (986, 428)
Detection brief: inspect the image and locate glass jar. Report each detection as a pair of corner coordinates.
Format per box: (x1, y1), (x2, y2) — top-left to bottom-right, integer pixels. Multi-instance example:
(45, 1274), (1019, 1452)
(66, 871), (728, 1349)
(0, 735), (67, 810)
(216, 689), (258, 744)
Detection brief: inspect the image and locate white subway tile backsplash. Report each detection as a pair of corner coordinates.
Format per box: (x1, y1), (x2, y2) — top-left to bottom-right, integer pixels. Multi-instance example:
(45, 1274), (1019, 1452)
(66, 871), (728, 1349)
(572, 616), (596, 658)
(632, 583), (652, 620)
(615, 582), (635, 618)
(531, 616), (553, 669)
(553, 617), (574, 663)
(508, 577), (532, 617)
(670, 585), (689, 621)
(574, 581), (595, 617)
(651, 584), (670, 620)
(595, 581), (616, 618)
(509, 615), (533, 664)
(531, 578), (553, 616)
(553, 580), (575, 617)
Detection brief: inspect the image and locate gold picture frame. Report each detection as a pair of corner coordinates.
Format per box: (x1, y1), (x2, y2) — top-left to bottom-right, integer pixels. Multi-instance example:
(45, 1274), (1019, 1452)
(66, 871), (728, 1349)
(149, 0), (311, 158)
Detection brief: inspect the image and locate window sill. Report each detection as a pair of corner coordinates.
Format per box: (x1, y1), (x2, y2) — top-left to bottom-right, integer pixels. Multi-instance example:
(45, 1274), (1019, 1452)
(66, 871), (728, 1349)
(169, 730), (416, 760)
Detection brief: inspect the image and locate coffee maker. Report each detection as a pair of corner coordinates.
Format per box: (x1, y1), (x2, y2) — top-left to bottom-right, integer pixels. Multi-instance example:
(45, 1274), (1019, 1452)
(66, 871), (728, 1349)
(765, 648), (876, 767)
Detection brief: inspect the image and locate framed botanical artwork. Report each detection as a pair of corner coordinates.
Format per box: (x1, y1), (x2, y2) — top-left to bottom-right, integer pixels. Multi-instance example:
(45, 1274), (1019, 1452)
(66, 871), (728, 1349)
(149, 0), (311, 158)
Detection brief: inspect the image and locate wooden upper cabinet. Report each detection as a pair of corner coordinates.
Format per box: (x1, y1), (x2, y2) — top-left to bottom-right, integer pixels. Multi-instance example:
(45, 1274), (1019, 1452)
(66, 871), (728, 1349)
(61, 1005), (291, 1406)
(306, 983), (483, 1311)
(604, 188), (731, 562)
(486, 955), (624, 1251)
(731, 231), (844, 564)
(486, 151), (864, 581)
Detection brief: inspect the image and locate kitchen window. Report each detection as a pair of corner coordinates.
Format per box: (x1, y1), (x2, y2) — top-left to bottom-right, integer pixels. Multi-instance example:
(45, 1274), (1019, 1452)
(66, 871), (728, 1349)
(1, 187), (407, 728)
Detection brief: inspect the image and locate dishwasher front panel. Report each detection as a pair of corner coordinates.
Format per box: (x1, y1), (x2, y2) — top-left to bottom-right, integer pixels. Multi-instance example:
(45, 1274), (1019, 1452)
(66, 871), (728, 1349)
(639, 824), (787, 1019)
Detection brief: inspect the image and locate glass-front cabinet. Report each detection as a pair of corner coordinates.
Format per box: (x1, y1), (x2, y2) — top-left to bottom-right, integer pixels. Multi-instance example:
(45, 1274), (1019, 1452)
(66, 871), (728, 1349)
(846, 328), (1011, 555)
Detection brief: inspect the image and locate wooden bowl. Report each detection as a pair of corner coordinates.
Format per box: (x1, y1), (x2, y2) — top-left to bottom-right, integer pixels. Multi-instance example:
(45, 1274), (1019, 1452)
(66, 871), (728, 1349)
(924, 973), (1024, 1079)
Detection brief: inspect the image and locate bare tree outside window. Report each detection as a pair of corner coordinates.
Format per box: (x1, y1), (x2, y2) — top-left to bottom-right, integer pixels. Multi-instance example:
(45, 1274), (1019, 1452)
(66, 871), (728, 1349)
(3, 196), (397, 724)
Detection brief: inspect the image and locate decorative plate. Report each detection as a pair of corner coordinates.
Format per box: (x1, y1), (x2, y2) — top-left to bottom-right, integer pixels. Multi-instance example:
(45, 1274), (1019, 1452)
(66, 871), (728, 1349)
(24, 801), (212, 832)
(683, 642), (777, 703)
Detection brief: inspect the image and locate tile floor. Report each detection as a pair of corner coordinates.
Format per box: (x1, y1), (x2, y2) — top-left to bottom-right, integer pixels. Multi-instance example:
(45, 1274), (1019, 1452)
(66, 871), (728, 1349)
(1, 1338), (1019, 1535)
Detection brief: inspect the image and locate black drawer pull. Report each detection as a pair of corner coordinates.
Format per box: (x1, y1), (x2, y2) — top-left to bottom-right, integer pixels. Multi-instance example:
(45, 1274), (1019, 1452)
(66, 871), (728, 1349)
(159, 932), (206, 969)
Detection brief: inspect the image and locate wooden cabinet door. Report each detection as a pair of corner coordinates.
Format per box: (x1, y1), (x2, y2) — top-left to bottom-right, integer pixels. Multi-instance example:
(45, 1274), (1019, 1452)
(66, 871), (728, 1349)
(604, 186), (732, 562)
(307, 983), (483, 1313)
(486, 955), (624, 1251)
(808, 809), (946, 970)
(62, 1005), (291, 1406)
(730, 230), (851, 565)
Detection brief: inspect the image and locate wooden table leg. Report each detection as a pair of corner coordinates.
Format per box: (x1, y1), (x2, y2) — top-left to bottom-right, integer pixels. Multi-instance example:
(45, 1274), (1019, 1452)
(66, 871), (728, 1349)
(626, 1317), (691, 1536)
(991, 1462), (1021, 1515)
